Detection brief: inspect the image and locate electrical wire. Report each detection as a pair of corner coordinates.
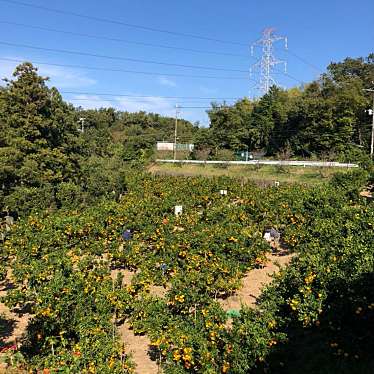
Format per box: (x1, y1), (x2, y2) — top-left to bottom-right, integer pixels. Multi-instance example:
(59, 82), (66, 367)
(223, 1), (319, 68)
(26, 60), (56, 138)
(68, 97), (230, 108)
(0, 0), (249, 46)
(0, 4), (326, 89)
(0, 20), (249, 59)
(176, 106), (212, 109)
(274, 45), (323, 74)
(0, 2), (327, 89)
(0, 41), (251, 73)
(0, 57), (249, 81)
(285, 49), (323, 74)
(60, 90), (242, 101)
(273, 69), (305, 84)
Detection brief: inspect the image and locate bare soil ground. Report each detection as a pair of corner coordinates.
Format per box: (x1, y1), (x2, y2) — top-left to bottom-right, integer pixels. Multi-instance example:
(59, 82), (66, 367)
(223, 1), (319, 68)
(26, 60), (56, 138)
(360, 184), (373, 199)
(0, 273), (31, 373)
(110, 269), (169, 298)
(119, 322), (161, 374)
(112, 268), (168, 373)
(148, 285), (168, 298)
(111, 268), (138, 286)
(219, 250), (294, 312)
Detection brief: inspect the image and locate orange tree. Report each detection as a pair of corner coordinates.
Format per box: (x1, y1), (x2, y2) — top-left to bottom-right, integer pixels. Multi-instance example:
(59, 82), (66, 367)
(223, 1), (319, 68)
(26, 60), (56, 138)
(246, 179), (374, 373)
(2, 205), (135, 373)
(2, 173), (290, 372)
(2, 170), (372, 373)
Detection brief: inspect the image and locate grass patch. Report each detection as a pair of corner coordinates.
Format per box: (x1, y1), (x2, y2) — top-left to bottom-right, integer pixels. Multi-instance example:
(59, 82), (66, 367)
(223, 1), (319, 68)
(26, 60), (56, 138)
(148, 163), (352, 185)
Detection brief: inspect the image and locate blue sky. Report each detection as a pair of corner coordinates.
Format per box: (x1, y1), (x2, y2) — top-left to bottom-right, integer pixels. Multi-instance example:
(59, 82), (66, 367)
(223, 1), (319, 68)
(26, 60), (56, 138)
(0, 0), (373, 124)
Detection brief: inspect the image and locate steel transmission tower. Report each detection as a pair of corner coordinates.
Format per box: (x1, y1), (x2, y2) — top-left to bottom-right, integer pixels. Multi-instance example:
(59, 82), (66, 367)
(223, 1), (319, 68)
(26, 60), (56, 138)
(250, 28), (288, 95)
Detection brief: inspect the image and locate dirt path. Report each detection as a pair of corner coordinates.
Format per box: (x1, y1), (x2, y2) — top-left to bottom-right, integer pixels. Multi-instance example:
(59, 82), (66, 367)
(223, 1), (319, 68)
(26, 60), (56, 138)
(0, 274), (31, 373)
(112, 268), (164, 374)
(119, 322), (160, 374)
(0, 275), (31, 346)
(111, 268), (138, 286)
(219, 250), (294, 311)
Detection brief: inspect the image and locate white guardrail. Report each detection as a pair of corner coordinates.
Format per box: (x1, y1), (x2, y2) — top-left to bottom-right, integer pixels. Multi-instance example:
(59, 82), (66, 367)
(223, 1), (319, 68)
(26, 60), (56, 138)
(156, 160), (359, 168)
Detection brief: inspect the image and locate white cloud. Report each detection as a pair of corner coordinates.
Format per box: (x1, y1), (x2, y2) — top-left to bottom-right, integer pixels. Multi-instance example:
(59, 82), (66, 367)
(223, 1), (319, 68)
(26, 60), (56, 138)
(68, 94), (115, 109)
(69, 94), (176, 116)
(116, 96), (176, 115)
(0, 58), (208, 123)
(0, 57), (96, 88)
(158, 76), (177, 87)
(41, 65), (96, 88)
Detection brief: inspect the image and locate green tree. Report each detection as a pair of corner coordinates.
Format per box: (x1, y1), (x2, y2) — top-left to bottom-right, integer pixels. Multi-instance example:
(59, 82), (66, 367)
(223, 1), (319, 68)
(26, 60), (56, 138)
(0, 62), (80, 213)
(112, 111), (198, 160)
(208, 99), (253, 151)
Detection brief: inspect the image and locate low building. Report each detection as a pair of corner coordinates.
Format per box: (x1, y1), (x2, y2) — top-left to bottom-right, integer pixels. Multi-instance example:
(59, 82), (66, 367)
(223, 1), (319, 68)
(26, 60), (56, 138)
(156, 142), (194, 152)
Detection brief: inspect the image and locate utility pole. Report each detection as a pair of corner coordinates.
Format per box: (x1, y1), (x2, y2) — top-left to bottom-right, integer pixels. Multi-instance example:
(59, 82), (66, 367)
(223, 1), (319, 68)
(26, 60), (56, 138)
(363, 88), (374, 157)
(251, 28), (287, 95)
(79, 117), (86, 133)
(173, 105), (180, 160)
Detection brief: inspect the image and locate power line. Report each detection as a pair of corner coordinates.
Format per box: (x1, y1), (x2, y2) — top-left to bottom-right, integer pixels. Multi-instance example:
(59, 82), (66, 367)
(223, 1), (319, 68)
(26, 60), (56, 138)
(67, 96), (221, 109)
(69, 97), (235, 109)
(60, 90), (241, 101)
(281, 71), (304, 84)
(0, 57), (249, 81)
(273, 69), (304, 84)
(284, 49), (323, 74)
(273, 45), (323, 74)
(179, 106), (212, 109)
(0, 0), (248, 47)
(0, 40), (250, 73)
(0, 20), (249, 59)
(68, 97), (231, 108)
(0, 3), (327, 94)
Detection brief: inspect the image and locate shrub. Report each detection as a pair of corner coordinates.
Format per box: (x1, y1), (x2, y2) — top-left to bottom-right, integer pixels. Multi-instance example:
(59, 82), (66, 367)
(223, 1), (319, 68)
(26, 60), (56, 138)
(211, 149), (236, 161)
(3, 185), (55, 217)
(55, 182), (85, 209)
(330, 168), (368, 198)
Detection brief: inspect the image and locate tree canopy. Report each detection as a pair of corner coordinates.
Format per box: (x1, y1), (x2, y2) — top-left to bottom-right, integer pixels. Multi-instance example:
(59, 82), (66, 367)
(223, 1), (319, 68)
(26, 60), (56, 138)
(206, 54), (374, 159)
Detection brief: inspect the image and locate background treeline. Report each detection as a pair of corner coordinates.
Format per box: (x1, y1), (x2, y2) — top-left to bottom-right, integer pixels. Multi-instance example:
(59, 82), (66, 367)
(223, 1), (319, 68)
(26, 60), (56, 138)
(0, 55), (373, 216)
(203, 54), (374, 161)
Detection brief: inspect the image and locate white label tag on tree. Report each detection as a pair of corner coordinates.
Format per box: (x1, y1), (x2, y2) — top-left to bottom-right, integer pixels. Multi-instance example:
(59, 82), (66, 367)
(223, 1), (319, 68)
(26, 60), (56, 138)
(175, 205), (183, 216)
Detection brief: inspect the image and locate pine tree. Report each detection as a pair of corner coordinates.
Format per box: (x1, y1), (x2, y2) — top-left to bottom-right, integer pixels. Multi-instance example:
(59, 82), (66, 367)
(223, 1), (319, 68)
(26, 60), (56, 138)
(0, 62), (80, 213)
